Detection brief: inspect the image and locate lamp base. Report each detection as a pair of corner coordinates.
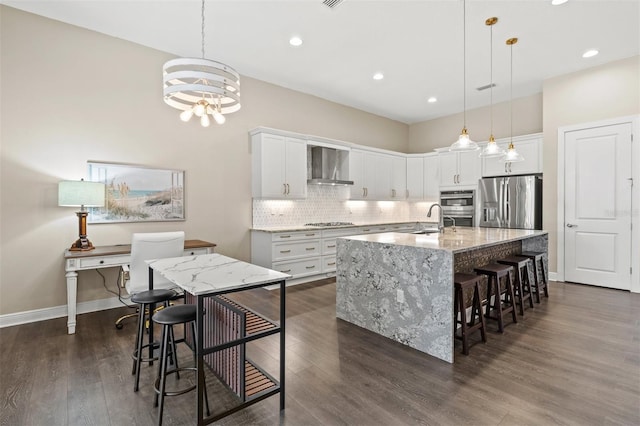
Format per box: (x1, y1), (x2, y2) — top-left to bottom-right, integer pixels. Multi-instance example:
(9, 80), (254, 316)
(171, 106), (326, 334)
(69, 236), (95, 251)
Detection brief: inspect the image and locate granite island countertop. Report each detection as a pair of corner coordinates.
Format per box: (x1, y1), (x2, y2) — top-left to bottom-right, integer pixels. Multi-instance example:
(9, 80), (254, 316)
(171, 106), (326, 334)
(341, 226), (548, 253)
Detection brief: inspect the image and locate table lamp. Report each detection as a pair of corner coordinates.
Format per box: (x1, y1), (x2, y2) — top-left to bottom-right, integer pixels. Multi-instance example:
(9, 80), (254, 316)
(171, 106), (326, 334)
(58, 179), (105, 251)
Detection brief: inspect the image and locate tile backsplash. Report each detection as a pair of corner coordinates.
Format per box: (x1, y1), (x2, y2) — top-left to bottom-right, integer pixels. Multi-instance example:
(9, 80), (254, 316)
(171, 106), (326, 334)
(252, 185), (438, 228)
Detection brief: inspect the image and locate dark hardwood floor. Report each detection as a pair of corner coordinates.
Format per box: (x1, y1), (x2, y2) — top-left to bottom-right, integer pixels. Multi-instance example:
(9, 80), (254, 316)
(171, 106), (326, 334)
(1, 279), (639, 425)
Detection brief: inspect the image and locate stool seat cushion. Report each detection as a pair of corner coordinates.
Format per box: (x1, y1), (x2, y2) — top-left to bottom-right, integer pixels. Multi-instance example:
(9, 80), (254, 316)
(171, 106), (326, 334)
(153, 304), (196, 325)
(131, 289), (177, 304)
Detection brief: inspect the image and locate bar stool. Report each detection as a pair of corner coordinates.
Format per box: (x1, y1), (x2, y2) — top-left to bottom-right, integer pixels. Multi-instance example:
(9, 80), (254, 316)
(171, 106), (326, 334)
(474, 263), (518, 332)
(152, 304), (210, 426)
(520, 251), (549, 302)
(131, 289), (177, 392)
(497, 256), (535, 316)
(453, 273), (487, 355)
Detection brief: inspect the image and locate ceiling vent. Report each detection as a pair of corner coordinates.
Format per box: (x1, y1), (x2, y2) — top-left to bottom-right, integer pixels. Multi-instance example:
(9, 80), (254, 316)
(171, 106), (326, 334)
(323, 0), (345, 9)
(476, 83), (496, 91)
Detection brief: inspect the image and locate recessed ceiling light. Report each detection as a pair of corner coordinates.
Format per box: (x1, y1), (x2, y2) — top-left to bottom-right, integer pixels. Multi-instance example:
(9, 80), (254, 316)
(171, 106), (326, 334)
(427, 97), (437, 103)
(582, 49), (599, 58)
(551, 0), (568, 5)
(289, 36), (303, 47)
(373, 72), (384, 81)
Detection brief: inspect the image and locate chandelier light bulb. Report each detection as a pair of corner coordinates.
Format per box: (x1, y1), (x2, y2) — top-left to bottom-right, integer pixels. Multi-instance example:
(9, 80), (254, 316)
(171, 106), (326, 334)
(200, 113), (211, 127)
(213, 110), (226, 125)
(180, 109), (194, 122)
(194, 101), (206, 117)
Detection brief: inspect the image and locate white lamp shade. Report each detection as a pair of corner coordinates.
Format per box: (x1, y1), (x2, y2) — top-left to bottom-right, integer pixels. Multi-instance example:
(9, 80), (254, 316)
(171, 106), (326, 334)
(58, 180), (105, 207)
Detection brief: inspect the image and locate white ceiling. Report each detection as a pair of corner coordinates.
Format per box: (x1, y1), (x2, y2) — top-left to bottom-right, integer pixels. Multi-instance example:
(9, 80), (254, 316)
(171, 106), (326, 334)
(3, 0), (639, 124)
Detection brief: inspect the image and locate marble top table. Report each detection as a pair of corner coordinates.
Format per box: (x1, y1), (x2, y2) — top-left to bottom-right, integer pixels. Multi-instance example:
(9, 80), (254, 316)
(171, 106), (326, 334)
(336, 227), (548, 363)
(147, 253), (291, 295)
(147, 253), (290, 425)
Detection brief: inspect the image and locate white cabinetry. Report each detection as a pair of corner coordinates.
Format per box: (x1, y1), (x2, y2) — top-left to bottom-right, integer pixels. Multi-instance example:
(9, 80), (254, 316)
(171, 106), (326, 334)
(390, 155), (407, 200)
(349, 149), (378, 200)
(438, 150), (480, 189)
(406, 156), (424, 200)
(251, 131), (307, 199)
(481, 134), (542, 177)
(423, 154), (440, 200)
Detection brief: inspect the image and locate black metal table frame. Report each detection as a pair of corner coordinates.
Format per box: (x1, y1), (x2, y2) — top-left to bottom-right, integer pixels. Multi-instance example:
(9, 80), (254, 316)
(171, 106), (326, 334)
(148, 268), (286, 425)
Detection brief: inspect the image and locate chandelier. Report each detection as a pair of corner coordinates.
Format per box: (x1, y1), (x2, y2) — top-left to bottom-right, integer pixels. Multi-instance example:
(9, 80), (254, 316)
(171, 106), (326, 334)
(163, 0), (241, 127)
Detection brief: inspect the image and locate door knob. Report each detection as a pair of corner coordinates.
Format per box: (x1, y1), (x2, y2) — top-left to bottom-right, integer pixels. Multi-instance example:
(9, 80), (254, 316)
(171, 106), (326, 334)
(566, 223), (577, 228)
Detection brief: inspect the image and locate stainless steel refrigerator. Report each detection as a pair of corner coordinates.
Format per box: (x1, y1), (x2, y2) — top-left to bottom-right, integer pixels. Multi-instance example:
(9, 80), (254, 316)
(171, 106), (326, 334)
(478, 174), (542, 230)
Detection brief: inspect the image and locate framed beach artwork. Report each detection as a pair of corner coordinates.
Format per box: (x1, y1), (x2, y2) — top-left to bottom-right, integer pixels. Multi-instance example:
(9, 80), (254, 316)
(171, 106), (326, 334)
(87, 162), (185, 223)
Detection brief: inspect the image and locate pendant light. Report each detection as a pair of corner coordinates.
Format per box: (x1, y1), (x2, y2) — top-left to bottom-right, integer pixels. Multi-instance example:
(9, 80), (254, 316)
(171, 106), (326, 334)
(502, 37), (524, 163)
(479, 17), (505, 158)
(449, 0), (479, 152)
(163, 0), (241, 127)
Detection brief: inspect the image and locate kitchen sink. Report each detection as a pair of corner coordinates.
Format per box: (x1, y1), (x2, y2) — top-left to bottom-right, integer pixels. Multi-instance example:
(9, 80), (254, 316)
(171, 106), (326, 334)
(408, 229), (440, 235)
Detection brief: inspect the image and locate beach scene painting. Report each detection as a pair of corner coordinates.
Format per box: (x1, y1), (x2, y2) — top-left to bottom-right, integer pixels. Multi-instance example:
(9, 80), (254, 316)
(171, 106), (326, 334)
(87, 162), (184, 223)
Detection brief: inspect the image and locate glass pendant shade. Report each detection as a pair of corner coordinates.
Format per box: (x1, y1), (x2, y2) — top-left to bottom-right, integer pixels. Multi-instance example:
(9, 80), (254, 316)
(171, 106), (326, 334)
(480, 136), (505, 158)
(503, 142), (524, 162)
(450, 127), (479, 151)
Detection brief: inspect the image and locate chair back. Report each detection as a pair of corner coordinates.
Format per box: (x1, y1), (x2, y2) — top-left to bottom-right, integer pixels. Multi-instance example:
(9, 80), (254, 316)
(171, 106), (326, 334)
(126, 231), (185, 294)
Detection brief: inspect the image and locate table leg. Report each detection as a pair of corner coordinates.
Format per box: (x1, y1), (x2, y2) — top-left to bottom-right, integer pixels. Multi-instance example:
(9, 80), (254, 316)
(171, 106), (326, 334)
(196, 295), (205, 426)
(66, 271), (78, 334)
(280, 279), (286, 411)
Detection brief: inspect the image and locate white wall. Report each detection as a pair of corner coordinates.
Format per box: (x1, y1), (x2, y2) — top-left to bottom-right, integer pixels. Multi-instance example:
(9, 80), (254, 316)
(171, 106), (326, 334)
(0, 6), (408, 316)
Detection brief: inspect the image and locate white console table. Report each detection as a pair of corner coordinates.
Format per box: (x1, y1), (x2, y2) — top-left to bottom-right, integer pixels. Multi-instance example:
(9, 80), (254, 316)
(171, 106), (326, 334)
(63, 239), (216, 334)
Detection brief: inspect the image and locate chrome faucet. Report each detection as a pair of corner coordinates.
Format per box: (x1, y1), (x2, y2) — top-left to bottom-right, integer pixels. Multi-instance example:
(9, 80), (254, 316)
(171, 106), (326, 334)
(427, 203), (444, 233)
(445, 215), (457, 232)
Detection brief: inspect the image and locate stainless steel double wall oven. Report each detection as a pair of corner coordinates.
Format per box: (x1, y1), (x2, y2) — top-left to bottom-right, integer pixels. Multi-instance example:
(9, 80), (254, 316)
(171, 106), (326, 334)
(440, 190), (475, 227)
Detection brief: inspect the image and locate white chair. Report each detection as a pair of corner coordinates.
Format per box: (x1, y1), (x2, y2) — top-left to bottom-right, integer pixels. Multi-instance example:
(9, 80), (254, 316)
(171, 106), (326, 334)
(115, 231), (185, 329)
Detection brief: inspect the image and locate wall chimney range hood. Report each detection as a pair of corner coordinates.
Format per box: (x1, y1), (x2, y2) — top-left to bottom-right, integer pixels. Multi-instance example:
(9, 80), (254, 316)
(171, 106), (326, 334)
(307, 146), (353, 186)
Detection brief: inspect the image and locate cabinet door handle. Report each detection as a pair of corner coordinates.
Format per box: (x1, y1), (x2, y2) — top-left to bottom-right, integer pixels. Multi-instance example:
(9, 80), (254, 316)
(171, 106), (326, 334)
(280, 250), (291, 253)
(392, 189), (396, 198)
(281, 269), (292, 273)
(283, 183), (287, 195)
(327, 244), (336, 248)
(327, 262), (336, 266)
(305, 247), (315, 251)
(305, 265), (316, 269)
(279, 235), (291, 239)
(305, 233), (317, 237)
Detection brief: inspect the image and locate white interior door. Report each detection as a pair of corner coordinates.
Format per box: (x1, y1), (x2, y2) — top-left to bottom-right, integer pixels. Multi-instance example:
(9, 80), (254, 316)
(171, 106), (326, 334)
(564, 123), (632, 290)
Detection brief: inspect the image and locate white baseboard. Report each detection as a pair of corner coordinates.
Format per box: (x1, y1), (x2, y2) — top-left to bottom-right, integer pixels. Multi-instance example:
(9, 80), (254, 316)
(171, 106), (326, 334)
(0, 296), (127, 329)
(549, 271), (559, 282)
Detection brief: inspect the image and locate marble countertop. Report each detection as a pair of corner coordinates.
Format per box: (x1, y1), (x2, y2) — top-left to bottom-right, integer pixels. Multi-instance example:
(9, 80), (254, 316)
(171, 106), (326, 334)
(342, 227), (548, 253)
(147, 253), (291, 296)
(252, 221), (437, 233)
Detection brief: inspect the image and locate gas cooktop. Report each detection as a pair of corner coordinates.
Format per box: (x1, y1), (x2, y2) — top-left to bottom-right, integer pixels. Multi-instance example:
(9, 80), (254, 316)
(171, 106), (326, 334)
(304, 222), (355, 227)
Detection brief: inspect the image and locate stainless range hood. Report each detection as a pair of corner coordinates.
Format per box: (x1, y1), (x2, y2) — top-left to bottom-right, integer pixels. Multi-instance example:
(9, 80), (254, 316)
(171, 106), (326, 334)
(307, 146), (353, 186)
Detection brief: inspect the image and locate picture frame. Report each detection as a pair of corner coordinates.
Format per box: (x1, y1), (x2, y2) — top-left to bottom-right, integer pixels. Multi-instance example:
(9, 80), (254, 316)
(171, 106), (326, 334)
(87, 161), (185, 223)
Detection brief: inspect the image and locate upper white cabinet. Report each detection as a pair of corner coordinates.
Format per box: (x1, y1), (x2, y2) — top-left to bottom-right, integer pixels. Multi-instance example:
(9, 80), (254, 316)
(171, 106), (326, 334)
(252, 131), (307, 199)
(481, 134), (543, 177)
(438, 150), (480, 189)
(390, 155), (407, 200)
(423, 154), (440, 200)
(349, 149), (378, 200)
(406, 156), (424, 200)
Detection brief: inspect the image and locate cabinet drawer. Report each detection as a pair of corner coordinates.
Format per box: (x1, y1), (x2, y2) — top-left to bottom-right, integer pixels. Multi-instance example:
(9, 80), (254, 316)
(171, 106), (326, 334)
(321, 227), (360, 238)
(272, 230), (321, 242)
(184, 248), (210, 256)
(322, 239), (338, 255)
(322, 256), (337, 273)
(272, 258), (322, 277)
(74, 254), (130, 269)
(272, 240), (321, 261)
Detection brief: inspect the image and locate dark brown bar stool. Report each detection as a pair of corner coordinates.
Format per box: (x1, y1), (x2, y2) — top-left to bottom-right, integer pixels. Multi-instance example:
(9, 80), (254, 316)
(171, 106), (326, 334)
(497, 256), (535, 316)
(131, 289), (177, 392)
(453, 273), (487, 355)
(520, 251), (549, 302)
(152, 304), (210, 426)
(474, 263), (518, 332)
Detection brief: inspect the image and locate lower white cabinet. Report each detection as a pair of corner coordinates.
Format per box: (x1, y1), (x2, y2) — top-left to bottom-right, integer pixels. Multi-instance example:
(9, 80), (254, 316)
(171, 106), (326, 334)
(251, 223), (417, 284)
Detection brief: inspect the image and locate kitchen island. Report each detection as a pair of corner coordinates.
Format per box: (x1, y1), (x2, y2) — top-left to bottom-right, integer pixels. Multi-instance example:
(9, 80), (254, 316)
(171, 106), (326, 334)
(336, 227), (548, 363)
